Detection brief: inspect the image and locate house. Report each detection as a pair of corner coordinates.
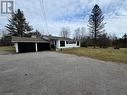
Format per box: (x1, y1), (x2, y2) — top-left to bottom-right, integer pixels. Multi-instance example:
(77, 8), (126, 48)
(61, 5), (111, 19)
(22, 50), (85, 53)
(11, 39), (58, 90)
(12, 35), (80, 53)
(42, 35), (80, 50)
(12, 36), (50, 53)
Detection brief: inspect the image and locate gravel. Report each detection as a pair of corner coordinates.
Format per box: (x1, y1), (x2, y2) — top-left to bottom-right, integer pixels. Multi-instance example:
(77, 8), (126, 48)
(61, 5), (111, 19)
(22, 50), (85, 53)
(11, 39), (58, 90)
(0, 51), (127, 95)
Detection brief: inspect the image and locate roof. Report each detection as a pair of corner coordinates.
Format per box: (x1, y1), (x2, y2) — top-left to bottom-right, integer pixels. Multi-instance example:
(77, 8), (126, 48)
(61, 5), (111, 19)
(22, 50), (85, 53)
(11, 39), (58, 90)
(11, 36), (49, 43)
(42, 35), (73, 41)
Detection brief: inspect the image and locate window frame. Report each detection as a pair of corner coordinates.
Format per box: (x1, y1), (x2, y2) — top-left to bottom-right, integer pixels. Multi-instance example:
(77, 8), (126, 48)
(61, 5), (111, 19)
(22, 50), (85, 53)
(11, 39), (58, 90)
(77, 41), (80, 46)
(60, 40), (65, 47)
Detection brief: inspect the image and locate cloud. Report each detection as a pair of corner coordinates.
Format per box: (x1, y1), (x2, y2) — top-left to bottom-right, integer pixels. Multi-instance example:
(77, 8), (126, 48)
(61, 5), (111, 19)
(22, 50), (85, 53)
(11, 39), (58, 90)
(106, 13), (127, 37)
(0, 0), (127, 37)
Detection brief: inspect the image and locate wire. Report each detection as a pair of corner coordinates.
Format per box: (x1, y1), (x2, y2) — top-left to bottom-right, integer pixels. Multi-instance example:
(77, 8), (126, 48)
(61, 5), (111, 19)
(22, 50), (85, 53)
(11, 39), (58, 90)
(39, 0), (49, 34)
(39, 0), (45, 34)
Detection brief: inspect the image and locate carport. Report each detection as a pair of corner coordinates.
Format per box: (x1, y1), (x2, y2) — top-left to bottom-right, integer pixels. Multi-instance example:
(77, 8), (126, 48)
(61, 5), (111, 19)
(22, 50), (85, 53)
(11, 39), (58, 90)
(12, 37), (50, 53)
(37, 43), (50, 51)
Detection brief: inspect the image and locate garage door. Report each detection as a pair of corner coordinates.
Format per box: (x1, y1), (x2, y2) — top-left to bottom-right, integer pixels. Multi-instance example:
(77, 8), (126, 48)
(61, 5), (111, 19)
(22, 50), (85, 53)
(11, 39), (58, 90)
(18, 43), (36, 53)
(37, 43), (50, 51)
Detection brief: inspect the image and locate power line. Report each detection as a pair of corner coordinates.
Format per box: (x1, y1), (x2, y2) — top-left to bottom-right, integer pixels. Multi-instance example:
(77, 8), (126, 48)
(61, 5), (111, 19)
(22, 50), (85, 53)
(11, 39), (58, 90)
(39, 0), (49, 34)
(39, 0), (45, 34)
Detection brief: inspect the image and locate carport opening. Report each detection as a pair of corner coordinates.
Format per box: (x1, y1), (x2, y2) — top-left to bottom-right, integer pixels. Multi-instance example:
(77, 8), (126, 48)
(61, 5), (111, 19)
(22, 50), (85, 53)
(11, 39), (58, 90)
(37, 43), (50, 51)
(18, 43), (36, 53)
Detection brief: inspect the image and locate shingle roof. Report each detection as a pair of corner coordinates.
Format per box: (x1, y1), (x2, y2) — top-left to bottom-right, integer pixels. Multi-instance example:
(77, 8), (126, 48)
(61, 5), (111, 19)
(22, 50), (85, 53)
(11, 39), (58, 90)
(42, 35), (72, 41)
(11, 36), (49, 43)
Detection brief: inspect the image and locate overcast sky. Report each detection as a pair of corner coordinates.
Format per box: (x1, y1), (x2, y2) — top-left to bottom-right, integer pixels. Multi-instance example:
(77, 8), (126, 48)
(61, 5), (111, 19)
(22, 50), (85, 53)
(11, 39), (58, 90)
(0, 0), (127, 37)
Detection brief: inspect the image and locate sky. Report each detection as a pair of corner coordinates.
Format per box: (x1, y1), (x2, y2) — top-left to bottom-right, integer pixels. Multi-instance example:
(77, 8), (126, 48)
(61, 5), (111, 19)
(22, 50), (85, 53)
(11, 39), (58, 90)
(0, 0), (127, 37)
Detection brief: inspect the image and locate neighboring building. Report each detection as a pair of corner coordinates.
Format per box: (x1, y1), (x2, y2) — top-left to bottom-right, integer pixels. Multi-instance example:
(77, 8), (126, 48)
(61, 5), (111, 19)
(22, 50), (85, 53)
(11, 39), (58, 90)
(12, 36), (50, 53)
(42, 35), (80, 50)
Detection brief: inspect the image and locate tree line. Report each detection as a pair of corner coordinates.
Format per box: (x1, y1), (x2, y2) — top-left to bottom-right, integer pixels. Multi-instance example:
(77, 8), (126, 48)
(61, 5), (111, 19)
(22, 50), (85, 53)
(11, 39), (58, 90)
(60, 4), (127, 49)
(0, 5), (127, 48)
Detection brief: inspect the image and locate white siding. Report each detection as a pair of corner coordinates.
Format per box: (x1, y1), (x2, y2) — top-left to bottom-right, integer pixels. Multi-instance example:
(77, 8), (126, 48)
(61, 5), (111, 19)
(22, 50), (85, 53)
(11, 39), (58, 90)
(56, 40), (80, 49)
(56, 40), (60, 48)
(35, 43), (38, 52)
(15, 43), (19, 53)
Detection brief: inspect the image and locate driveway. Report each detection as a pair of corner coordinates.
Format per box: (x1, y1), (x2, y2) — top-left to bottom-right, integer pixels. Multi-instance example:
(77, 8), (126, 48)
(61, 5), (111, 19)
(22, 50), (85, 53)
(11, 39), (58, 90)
(0, 51), (127, 95)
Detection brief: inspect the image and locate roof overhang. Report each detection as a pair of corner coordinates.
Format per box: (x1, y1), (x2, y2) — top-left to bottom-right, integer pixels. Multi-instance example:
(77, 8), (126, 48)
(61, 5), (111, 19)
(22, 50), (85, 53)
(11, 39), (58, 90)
(11, 36), (49, 43)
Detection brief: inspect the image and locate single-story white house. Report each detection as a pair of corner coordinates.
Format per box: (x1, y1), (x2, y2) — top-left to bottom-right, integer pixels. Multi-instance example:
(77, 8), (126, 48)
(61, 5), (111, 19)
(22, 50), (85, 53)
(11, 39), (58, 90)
(42, 35), (80, 49)
(12, 36), (80, 53)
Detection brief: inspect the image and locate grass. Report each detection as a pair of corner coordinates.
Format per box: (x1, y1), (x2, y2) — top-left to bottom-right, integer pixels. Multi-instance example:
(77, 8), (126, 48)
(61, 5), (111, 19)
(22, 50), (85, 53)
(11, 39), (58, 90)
(0, 46), (127, 63)
(61, 47), (127, 64)
(0, 46), (15, 52)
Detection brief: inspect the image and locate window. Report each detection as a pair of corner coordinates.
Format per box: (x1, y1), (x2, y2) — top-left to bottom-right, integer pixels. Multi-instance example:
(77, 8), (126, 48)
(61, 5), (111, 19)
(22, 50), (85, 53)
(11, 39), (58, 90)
(70, 41), (76, 44)
(77, 41), (79, 46)
(66, 40), (76, 44)
(60, 41), (65, 47)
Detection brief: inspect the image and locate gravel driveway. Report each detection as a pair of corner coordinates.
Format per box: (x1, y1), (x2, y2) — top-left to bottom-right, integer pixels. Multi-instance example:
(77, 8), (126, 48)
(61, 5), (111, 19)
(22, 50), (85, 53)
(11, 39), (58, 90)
(0, 51), (127, 95)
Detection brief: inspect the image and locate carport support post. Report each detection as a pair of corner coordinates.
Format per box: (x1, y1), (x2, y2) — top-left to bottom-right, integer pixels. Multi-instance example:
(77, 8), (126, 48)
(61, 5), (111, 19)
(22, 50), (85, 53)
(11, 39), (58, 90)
(35, 43), (38, 52)
(15, 43), (19, 53)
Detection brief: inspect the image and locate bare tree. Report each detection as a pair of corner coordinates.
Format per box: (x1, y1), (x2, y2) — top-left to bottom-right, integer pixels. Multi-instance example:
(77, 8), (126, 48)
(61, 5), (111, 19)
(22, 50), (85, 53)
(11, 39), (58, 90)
(74, 27), (86, 40)
(74, 28), (80, 40)
(80, 27), (86, 39)
(60, 27), (70, 38)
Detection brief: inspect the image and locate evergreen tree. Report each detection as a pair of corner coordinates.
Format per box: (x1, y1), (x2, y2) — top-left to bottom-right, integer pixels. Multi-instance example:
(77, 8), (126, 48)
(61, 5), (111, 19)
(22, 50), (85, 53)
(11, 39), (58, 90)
(98, 33), (111, 48)
(88, 4), (105, 48)
(122, 34), (127, 48)
(6, 9), (33, 37)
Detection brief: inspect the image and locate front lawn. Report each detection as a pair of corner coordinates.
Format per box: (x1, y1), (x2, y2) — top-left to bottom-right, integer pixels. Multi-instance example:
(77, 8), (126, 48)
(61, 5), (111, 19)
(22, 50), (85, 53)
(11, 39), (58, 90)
(61, 47), (127, 64)
(0, 46), (15, 52)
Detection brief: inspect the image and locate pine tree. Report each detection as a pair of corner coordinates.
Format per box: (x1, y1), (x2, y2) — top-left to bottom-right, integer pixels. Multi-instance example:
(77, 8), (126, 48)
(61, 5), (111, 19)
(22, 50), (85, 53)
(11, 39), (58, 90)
(6, 9), (33, 37)
(122, 34), (127, 48)
(88, 4), (105, 48)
